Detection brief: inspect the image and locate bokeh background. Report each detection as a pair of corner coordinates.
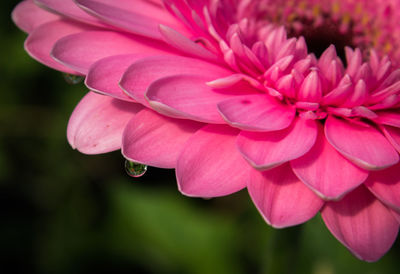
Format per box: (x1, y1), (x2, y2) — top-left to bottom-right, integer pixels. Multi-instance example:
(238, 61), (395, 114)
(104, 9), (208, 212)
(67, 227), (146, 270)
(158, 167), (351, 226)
(1, 1), (399, 273)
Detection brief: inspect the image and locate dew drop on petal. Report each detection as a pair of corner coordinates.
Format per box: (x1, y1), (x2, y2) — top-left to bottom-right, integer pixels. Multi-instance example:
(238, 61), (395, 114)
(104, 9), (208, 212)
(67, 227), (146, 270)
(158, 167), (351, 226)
(62, 73), (84, 84)
(125, 160), (147, 178)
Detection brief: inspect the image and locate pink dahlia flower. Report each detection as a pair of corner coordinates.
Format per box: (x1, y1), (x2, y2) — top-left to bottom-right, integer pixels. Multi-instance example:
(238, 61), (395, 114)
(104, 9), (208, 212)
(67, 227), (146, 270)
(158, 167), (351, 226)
(12, 0), (400, 261)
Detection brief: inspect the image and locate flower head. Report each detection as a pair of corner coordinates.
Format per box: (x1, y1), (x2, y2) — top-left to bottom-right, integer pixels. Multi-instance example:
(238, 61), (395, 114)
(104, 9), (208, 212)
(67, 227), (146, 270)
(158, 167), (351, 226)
(13, 0), (400, 261)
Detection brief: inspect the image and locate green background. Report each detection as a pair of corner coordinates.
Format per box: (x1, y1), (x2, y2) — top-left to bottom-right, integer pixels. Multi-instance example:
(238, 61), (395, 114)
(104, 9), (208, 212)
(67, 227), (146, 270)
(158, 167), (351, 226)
(1, 1), (399, 273)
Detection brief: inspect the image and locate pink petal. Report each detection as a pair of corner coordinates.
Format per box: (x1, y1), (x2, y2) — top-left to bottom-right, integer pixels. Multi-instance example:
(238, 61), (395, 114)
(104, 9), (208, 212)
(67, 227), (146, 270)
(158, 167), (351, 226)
(12, 0), (59, 33)
(146, 75), (250, 123)
(325, 116), (399, 170)
(51, 30), (174, 74)
(365, 163), (400, 212)
(322, 75), (353, 106)
(237, 117), (318, 170)
(291, 127), (369, 200)
(122, 109), (203, 168)
(207, 73), (264, 90)
(75, 0), (189, 40)
(248, 164), (324, 228)
(321, 186), (399, 262)
(297, 70), (323, 103)
(382, 125), (400, 153)
(176, 125), (252, 197)
(391, 210), (400, 223)
(120, 55), (232, 107)
(376, 111), (400, 127)
(159, 24), (220, 63)
(86, 54), (143, 101)
(217, 94), (296, 131)
(345, 47), (362, 78)
(25, 20), (94, 73)
(67, 92), (143, 154)
(35, 0), (103, 26)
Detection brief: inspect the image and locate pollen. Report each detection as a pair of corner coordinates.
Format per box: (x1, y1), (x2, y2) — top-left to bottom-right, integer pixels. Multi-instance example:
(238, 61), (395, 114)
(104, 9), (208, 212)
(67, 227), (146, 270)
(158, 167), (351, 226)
(256, 0), (400, 64)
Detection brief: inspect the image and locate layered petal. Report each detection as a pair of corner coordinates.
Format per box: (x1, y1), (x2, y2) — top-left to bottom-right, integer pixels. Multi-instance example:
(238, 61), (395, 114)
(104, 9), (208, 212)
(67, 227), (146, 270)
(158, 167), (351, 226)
(365, 163), (400, 212)
(67, 92), (143, 154)
(86, 54), (143, 101)
(12, 0), (59, 33)
(391, 210), (400, 224)
(146, 75), (251, 123)
(237, 117), (318, 170)
(122, 109), (203, 168)
(321, 186), (399, 262)
(75, 0), (189, 40)
(120, 55), (232, 106)
(248, 164), (324, 228)
(375, 111), (400, 127)
(25, 19), (94, 73)
(382, 125), (400, 153)
(35, 0), (103, 26)
(325, 116), (399, 170)
(51, 30), (174, 74)
(218, 94), (296, 131)
(177, 125), (252, 197)
(291, 127), (369, 200)
(159, 24), (220, 62)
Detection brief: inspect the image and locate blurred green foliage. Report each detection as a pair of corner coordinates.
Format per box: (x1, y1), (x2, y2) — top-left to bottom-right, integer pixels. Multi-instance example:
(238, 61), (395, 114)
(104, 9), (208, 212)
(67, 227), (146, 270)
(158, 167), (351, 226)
(0, 1), (399, 273)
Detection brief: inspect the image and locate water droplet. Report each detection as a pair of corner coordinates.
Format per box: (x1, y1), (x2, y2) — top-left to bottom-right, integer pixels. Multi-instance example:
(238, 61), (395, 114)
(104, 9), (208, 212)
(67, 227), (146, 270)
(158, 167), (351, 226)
(125, 160), (147, 178)
(62, 73), (84, 84)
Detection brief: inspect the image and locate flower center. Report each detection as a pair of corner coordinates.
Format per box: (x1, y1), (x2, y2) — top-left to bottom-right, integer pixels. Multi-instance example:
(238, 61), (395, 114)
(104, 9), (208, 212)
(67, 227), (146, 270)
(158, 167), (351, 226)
(263, 0), (400, 64)
(207, 0), (400, 121)
(283, 10), (356, 62)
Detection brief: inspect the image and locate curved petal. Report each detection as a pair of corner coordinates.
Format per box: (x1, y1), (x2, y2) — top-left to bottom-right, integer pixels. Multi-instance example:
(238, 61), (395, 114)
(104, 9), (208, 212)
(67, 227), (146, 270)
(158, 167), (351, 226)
(375, 111), (400, 127)
(365, 163), (400, 212)
(391, 210), (400, 224)
(51, 30), (174, 74)
(86, 54), (143, 101)
(382, 125), (400, 153)
(325, 116), (399, 170)
(321, 186), (399, 262)
(248, 164), (324, 228)
(67, 92), (143, 154)
(75, 0), (190, 40)
(122, 109), (203, 168)
(120, 55), (232, 106)
(35, 0), (103, 26)
(291, 126), (369, 200)
(159, 24), (220, 63)
(146, 75), (251, 123)
(25, 19), (94, 73)
(176, 124), (252, 197)
(218, 94), (296, 131)
(237, 117), (318, 170)
(12, 0), (59, 33)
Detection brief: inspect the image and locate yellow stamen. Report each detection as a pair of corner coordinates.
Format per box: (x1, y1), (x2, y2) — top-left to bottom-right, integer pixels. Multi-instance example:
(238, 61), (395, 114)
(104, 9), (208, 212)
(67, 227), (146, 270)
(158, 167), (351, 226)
(342, 13), (351, 25)
(384, 42), (392, 53)
(355, 3), (363, 15)
(361, 14), (370, 26)
(287, 13), (297, 23)
(312, 5), (320, 17)
(332, 2), (340, 15)
(298, 1), (307, 11)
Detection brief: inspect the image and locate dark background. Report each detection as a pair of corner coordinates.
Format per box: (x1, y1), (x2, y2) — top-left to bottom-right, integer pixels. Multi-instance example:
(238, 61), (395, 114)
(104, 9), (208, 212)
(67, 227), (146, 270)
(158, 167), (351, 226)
(1, 1), (399, 273)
